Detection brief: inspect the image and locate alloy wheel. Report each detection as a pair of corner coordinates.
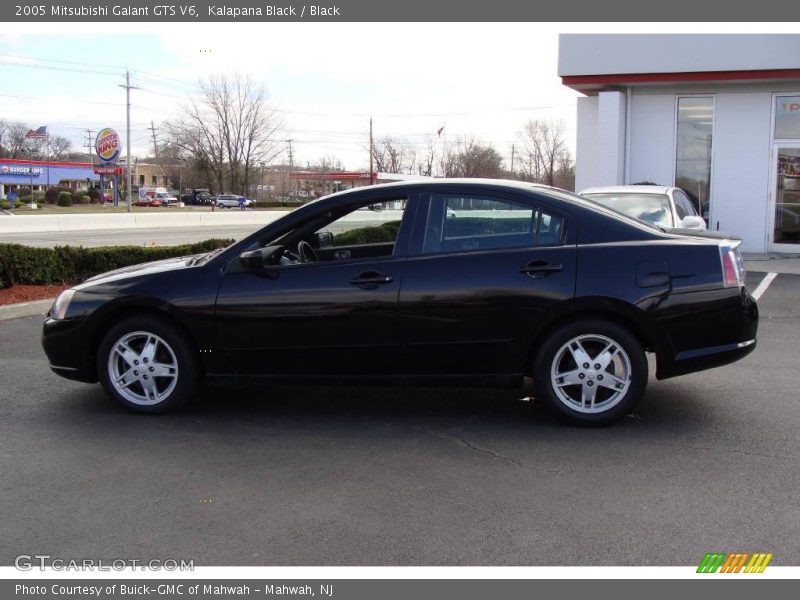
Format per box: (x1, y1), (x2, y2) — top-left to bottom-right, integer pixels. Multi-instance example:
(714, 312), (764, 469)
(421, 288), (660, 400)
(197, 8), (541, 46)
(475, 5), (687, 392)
(550, 333), (632, 414)
(107, 331), (179, 406)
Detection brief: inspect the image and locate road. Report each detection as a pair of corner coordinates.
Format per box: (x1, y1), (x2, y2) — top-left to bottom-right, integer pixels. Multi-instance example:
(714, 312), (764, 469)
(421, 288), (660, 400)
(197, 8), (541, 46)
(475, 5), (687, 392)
(1, 225), (263, 248)
(0, 219), (394, 248)
(0, 272), (797, 566)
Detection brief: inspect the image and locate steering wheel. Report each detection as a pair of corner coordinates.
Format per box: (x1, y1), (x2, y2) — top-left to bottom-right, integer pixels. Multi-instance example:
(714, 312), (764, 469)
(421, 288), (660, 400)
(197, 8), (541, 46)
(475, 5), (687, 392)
(297, 240), (318, 263)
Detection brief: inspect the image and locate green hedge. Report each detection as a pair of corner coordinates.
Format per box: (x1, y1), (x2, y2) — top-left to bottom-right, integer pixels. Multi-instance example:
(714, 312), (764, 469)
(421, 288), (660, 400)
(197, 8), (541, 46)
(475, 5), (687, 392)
(443, 217), (533, 237)
(45, 187), (70, 204)
(333, 221), (401, 246)
(0, 239), (234, 290)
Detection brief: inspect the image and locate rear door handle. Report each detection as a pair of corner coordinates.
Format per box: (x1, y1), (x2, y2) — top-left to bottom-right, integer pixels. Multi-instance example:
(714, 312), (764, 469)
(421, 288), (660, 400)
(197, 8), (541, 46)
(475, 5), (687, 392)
(349, 271), (393, 286)
(519, 260), (563, 277)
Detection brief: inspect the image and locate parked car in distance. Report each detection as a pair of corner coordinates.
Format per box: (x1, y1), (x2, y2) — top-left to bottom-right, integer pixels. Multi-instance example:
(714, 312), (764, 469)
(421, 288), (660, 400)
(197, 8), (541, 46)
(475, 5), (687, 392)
(154, 191), (178, 206)
(182, 189), (214, 205)
(580, 185), (707, 231)
(132, 197), (164, 207)
(216, 194), (251, 208)
(42, 179), (757, 425)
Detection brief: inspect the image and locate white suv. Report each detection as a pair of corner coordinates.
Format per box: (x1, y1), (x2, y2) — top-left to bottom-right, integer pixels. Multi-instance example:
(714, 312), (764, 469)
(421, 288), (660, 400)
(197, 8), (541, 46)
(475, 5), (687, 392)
(216, 194), (251, 208)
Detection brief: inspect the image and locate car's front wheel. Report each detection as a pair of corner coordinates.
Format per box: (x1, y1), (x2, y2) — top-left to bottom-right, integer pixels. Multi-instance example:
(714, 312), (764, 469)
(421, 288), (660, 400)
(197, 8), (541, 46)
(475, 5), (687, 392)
(533, 320), (647, 426)
(97, 315), (199, 413)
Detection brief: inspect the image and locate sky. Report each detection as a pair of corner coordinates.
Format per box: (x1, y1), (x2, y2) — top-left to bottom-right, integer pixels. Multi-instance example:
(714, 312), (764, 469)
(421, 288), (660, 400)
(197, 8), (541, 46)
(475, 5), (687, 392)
(0, 23), (581, 171)
(1, 23), (790, 171)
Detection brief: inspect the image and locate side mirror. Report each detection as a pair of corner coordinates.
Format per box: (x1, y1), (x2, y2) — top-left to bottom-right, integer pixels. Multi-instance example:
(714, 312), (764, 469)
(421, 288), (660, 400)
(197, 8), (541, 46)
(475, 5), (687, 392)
(239, 249), (265, 269)
(312, 231), (333, 248)
(239, 245), (283, 269)
(680, 215), (706, 230)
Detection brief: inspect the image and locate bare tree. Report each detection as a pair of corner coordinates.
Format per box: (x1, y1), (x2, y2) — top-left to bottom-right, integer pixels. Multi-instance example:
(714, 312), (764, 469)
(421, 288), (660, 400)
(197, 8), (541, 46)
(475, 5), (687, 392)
(371, 136), (416, 174)
(165, 75), (283, 195)
(443, 138), (504, 178)
(416, 136), (439, 177)
(0, 121), (72, 160)
(45, 135), (72, 160)
(312, 155), (345, 173)
(0, 121), (35, 158)
(518, 119), (569, 186)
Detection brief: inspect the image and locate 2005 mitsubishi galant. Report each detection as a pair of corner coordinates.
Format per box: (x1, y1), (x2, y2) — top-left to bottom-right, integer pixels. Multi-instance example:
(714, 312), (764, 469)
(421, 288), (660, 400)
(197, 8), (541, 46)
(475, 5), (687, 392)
(42, 180), (758, 425)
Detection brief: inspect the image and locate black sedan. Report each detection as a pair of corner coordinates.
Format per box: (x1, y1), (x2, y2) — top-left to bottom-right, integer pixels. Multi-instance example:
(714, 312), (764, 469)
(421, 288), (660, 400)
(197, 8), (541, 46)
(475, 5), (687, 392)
(42, 180), (758, 425)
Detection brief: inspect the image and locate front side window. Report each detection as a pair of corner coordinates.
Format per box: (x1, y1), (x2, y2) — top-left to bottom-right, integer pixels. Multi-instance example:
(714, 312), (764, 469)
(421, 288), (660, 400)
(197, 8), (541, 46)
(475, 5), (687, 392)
(675, 96), (714, 221)
(316, 200), (407, 250)
(423, 194), (563, 254)
(674, 197), (687, 220)
(673, 190), (698, 218)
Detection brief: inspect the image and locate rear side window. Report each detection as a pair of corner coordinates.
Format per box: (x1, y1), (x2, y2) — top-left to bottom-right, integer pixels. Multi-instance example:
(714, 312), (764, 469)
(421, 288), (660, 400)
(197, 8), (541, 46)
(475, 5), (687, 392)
(422, 194), (564, 254)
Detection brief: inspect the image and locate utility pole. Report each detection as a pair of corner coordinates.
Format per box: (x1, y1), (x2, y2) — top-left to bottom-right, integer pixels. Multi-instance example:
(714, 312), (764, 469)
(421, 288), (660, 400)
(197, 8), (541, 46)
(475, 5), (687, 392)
(119, 70), (138, 212)
(369, 117), (374, 185)
(510, 143), (515, 176)
(84, 129), (95, 165)
(148, 120), (161, 178)
(287, 139), (296, 196)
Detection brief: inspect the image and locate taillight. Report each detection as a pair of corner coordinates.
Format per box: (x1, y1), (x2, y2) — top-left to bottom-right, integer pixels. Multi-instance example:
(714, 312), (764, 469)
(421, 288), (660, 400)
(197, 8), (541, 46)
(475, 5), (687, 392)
(719, 240), (745, 288)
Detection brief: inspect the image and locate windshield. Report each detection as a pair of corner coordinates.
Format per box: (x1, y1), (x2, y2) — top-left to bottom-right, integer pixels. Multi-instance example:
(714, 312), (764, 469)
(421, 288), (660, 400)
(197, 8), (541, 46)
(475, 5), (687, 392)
(582, 192), (674, 229)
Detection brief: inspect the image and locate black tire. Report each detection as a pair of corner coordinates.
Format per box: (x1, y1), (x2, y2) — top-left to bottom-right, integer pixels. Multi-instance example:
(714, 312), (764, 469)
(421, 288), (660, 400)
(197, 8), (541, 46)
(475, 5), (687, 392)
(533, 319), (648, 426)
(97, 314), (199, 414)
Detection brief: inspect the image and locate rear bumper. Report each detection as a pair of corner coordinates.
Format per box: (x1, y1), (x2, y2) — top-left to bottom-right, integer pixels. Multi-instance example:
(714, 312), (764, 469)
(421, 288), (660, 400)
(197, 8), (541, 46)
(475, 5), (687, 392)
(664, 338), (756, 378)
(41, 317), (98, 383)
(655, 286), (758, 379)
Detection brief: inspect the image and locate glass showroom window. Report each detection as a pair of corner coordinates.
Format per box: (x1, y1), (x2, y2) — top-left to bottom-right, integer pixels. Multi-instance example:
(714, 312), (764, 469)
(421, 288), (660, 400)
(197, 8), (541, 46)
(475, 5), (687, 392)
(775, 95), (800, 139)
(675, 96), (714, 223)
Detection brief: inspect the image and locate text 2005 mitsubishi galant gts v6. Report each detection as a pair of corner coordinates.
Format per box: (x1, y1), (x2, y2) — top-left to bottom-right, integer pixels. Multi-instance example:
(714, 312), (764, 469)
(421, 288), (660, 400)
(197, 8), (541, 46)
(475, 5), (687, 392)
(42, 180), (758, 425)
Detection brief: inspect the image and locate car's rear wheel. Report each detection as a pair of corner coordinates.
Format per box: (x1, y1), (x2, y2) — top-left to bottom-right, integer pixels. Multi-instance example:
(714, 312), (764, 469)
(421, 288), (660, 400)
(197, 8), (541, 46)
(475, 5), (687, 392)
(97, 315), (198, 413)
(533, 320), (647, 426)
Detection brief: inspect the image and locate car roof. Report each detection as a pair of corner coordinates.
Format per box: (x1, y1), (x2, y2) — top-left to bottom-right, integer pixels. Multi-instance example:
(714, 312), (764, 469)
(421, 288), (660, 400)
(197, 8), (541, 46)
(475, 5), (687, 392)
(304, 178), (576, 205)
(579, 185), (673, 195)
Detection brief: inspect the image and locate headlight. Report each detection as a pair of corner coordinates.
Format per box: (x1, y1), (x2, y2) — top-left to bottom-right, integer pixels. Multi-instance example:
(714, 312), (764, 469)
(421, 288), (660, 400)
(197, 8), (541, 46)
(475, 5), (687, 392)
(50, 289), (75, 320)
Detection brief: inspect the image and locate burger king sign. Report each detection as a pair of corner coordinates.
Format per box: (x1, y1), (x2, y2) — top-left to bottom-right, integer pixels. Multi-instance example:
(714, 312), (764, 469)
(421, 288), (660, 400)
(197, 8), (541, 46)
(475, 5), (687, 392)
(95, 127), (121, 163)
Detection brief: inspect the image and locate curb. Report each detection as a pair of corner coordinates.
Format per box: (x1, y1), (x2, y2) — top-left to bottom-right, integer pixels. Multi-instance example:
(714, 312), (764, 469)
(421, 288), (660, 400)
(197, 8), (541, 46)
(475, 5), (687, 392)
(0, 298), (53, 321)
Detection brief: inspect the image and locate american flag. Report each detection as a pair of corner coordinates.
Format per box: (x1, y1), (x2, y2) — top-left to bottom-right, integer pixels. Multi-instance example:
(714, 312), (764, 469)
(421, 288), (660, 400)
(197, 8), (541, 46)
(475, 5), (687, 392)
(25, 126), (47, 139)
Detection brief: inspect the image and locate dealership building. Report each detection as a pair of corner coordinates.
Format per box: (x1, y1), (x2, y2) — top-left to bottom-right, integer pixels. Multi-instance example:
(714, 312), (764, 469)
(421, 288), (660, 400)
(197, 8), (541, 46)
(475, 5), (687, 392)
(559, 34), (800, 253)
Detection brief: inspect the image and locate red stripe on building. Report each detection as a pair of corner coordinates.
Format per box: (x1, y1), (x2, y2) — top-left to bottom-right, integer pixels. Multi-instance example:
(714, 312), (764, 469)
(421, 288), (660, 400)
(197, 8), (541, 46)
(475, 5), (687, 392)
(289, 171), (376, 180)
(562, 68), (800, 88)
(0, 158), (95, 168)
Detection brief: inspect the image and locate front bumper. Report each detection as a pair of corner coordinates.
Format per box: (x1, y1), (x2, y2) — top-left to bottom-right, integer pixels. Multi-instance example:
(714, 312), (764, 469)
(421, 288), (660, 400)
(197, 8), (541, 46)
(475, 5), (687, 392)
(42, 316), (98, 383)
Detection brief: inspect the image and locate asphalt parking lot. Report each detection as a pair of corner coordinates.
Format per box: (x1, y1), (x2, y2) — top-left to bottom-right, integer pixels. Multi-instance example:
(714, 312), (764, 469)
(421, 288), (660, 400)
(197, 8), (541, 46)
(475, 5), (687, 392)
(0, 272), (798, 566)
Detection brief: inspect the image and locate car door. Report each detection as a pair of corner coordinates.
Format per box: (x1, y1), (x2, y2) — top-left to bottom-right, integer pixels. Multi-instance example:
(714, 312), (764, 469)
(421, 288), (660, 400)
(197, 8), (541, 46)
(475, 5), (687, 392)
(215, 195), (415, 377)
(397, 189), (576, 378)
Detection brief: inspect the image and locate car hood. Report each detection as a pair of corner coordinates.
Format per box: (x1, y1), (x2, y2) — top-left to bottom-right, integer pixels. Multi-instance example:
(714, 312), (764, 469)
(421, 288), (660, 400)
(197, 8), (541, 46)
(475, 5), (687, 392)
(74, 255), (196, 290)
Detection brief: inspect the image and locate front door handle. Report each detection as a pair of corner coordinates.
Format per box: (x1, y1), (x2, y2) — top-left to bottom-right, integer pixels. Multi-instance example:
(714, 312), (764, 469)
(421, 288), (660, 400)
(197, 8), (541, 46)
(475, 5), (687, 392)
(519, 260), (563, 277)
(349, 271), (393, 286)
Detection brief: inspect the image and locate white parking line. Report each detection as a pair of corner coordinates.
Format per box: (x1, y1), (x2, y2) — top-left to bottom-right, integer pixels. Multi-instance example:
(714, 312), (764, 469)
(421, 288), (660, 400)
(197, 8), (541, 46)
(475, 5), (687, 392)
(751, 272), (778, 301)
